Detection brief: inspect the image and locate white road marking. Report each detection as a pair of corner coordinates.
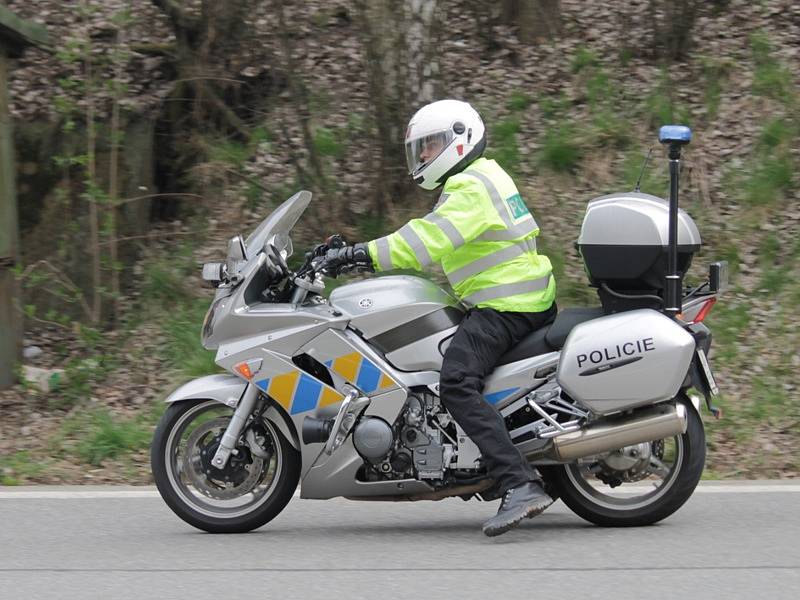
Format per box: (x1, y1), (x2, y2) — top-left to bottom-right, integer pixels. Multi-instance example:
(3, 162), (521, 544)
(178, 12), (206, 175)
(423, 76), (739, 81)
(0, 483), (797, 499)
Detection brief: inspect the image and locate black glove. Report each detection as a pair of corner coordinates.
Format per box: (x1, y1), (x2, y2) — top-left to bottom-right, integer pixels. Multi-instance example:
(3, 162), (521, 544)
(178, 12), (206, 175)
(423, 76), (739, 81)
(319, 242), (374, 275)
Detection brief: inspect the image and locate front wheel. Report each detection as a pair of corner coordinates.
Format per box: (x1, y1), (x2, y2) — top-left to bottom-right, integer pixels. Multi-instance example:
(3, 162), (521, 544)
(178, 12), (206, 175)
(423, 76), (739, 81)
(151, 398), (300, 533)
(553, 397), (705, 527)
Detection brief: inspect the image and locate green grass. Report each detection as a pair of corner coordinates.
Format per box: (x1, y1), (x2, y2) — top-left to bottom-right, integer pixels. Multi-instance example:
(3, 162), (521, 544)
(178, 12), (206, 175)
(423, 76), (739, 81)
(507, 91), (533, 112)
(538, 239), (596, 307)
(741, 153), (793, 206)
(313, 126), (345, 158)
(620, 149), (669, 197)
(539, 94), (570, 120)
(539, 123), (581, 173)
(161, 297), (219, 378)
(139, 252), (218, 378)
(207, 139), (250, 168)
(56, 355), (114, 409)
(759, 118), (794, 149)
(571, 47), (599, 74)
(758, 232), (787, 293)
(488, 117), (521, 172)
(0, 451), (46, 486)
(58, 409), (152, 467)
(592, 109), (632, 149)
(703, 299), (750, 365)
(746, 377), (790, 422)
(700, 56), (732, 119)
(643, 69), (692, 128)
(736, 117), (797, 206)
(751, 32), (796, 104)
(140, 259), (194, 305)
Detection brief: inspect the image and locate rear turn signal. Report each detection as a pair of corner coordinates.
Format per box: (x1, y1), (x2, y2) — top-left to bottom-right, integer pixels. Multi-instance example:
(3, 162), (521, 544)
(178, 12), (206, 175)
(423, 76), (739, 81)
(691, 297), (717, 324)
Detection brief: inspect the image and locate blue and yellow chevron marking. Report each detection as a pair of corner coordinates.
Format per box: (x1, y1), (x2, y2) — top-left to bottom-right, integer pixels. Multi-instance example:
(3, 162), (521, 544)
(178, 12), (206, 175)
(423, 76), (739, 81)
(324, 352), (396, 394)
(255, 371), (343, 415)
(484, 387), (519, 405)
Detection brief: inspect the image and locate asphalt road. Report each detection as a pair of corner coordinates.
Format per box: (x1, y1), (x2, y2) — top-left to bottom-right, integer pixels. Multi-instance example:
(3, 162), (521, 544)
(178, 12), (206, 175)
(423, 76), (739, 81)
(1, 482), (798, 600)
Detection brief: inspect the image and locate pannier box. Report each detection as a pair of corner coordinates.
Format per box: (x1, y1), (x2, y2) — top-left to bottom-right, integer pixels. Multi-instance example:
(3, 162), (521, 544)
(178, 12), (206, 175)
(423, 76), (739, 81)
(577, 192), (701, 292)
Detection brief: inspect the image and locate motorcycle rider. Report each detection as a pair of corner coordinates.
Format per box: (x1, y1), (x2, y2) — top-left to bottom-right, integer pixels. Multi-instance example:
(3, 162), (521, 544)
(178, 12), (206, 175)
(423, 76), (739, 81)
(321, 99), (557, 536)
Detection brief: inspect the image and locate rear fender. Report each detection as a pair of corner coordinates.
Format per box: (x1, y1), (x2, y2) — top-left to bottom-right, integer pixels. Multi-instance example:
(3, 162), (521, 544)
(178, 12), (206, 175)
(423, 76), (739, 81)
(164, 374), (299, 450)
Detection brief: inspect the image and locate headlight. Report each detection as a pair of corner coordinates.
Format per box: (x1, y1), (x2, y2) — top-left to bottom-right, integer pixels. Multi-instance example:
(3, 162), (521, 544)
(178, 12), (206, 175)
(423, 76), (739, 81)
(201, 298), (222, 346)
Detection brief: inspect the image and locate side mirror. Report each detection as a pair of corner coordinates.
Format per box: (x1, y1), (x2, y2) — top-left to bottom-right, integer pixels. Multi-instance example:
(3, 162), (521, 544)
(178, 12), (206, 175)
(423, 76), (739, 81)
(225, 235), (247, 284)
(227, 235), (247, 262)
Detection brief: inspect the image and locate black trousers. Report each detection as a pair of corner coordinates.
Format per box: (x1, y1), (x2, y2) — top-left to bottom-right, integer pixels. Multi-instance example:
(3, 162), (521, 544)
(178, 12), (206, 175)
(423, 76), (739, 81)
(440, 304), (557, 492)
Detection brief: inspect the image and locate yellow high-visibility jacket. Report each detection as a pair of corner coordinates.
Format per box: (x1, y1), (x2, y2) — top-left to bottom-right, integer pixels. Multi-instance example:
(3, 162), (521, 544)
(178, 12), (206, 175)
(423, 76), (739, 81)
(367, 157), (555, 312)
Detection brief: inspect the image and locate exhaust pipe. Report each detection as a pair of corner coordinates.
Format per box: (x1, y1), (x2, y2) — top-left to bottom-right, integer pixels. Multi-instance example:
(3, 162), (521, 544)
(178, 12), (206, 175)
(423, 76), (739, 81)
(521, 403), (688, 462)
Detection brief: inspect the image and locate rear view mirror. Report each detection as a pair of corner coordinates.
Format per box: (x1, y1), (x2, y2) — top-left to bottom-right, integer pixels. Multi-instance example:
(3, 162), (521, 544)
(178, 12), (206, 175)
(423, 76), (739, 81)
(227, 235), (247, 262)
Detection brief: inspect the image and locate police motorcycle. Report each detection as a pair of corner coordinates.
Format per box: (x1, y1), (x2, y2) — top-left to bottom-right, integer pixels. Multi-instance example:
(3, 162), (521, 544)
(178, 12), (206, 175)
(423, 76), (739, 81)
(151, 126), (727, 533)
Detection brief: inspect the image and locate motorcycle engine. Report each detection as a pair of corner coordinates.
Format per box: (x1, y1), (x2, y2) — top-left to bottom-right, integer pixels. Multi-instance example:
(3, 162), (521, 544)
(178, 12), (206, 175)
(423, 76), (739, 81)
(354, 392), (466, 482)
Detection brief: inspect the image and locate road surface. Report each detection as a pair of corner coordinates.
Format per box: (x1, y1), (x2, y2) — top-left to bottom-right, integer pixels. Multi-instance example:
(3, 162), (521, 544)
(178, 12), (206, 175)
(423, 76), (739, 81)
(1, 481), (798, 599)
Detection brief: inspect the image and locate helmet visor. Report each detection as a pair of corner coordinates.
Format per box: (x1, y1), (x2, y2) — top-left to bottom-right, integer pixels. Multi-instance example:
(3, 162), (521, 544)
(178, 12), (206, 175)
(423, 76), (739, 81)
(405, 129), (454, 175)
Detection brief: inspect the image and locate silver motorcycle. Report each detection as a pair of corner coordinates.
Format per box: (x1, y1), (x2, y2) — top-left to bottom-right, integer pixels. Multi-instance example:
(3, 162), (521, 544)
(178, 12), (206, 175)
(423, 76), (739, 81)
(151, 128), (727, 533)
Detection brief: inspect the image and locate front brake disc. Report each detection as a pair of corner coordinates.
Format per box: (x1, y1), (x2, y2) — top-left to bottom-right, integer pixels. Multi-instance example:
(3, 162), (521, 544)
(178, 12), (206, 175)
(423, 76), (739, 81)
(184, 417), (264, 500)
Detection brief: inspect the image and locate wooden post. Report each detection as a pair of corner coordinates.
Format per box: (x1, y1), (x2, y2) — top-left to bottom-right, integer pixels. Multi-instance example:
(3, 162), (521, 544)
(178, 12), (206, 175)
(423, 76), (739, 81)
(0, 45), (18, 388)
(0, 7), (49, 388)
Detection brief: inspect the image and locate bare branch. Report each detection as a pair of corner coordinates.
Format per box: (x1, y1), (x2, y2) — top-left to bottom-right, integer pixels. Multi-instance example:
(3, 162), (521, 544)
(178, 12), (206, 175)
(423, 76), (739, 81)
(223, 168), (269, 193)
(13, 300), (73, 332)
(114, 193), (206, 206)
(16, 260), (93, 321)
(98, 230), (205, 247)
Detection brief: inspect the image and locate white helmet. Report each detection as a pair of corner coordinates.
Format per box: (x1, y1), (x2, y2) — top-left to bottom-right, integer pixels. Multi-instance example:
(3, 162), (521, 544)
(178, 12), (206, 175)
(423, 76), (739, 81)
(404, 99), (487, 191)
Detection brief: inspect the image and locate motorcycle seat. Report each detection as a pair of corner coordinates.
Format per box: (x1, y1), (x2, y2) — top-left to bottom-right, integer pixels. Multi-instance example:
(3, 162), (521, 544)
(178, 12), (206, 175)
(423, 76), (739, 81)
(544, 306), (605, 349)
(496, 306), (605, 366)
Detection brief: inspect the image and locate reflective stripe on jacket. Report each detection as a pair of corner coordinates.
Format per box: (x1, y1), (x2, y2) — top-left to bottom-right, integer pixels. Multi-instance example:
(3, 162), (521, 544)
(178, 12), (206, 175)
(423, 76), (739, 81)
(367, 157), (556, 312)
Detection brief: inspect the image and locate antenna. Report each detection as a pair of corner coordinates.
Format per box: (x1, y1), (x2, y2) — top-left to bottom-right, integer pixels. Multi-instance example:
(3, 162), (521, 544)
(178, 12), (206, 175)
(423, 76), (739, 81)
(633, 147), (653, 193)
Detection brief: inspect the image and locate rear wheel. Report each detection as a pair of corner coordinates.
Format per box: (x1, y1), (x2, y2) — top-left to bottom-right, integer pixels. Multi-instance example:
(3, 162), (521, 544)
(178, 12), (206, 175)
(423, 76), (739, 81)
(151, 399), (300, 533)
(553, 398), (705, 527)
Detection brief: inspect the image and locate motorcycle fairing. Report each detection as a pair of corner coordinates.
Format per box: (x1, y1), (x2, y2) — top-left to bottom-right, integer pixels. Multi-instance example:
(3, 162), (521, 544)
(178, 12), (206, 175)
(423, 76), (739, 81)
(298, 329), (400, 396)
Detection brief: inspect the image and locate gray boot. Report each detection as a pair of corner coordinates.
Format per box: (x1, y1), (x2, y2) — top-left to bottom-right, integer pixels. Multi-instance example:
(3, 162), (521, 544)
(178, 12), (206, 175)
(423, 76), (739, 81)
(482, 481), (554, 537)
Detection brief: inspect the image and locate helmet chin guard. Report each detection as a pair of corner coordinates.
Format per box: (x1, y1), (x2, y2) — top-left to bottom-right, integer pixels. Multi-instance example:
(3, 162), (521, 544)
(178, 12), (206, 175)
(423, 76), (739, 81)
(405, 100), (487, 190)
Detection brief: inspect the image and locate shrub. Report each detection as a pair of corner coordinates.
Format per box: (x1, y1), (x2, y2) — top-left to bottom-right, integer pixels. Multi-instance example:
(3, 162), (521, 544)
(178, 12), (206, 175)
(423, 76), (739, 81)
(488, 117), (521, 170)
(75, 410), (151, 466)
(539, 124), (581, 173)
(507, 91), (533, 112)
(751, 32), (795, 105)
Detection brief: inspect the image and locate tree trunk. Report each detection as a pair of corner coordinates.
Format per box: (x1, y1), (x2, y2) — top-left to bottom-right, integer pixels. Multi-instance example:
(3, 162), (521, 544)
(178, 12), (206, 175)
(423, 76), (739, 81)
(107, 13), (127, 327)
(83, 0), (101, 325)
(354, 0), (442, 216)
(649, 0), (698, 61)
(502, 0), (562, 43)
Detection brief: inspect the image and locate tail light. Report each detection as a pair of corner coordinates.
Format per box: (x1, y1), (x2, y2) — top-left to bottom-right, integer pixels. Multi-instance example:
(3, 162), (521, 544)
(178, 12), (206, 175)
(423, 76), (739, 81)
(689, 297), (717, 324)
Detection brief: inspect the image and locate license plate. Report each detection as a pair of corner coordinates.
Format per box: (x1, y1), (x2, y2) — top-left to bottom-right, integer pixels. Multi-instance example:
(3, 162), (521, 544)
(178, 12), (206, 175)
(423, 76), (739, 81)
(696, 349), (719, 396)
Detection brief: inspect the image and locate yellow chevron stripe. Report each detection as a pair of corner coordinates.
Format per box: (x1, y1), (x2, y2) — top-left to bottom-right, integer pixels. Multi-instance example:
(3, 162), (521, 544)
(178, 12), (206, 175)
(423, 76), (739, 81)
(378, 373), (395, 389)
(318, 386), (344, 408)
(332, 352), (361, 383)
(268, 371), (300, 410)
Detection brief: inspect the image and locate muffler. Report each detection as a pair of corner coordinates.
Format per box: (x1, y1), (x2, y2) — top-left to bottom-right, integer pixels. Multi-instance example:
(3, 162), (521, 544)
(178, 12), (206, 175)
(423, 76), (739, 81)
(522, 403), (688, 462)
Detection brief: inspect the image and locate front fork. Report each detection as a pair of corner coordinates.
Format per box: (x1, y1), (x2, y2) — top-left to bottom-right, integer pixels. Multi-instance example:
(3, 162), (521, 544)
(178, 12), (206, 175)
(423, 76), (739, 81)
(211, 383), (260, 469)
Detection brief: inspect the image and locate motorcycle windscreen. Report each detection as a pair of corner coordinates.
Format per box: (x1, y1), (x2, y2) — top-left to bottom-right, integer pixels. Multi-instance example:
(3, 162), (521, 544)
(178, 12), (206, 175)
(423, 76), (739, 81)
(245, 190), (312, 257)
